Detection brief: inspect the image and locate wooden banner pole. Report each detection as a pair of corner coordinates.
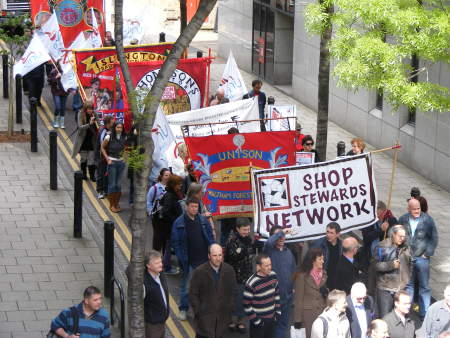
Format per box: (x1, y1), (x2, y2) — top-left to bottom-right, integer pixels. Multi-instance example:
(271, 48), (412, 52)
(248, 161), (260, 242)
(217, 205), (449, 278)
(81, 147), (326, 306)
(386, 140), (400, 210)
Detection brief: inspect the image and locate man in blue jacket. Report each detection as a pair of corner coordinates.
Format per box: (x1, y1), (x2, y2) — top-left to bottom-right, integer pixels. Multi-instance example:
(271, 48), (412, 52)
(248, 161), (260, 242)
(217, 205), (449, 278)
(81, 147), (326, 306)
(263, 226), (296, 338)
(171, 197), (215, 321)
(398, 198), (438, 319)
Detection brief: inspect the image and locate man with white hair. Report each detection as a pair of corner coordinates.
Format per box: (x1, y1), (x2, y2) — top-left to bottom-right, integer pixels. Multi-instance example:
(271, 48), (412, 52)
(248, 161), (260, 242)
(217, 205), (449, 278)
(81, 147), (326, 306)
(345, 282), (376, 338)
(210, 88), (230, 106)
(419, 284), (450, 338)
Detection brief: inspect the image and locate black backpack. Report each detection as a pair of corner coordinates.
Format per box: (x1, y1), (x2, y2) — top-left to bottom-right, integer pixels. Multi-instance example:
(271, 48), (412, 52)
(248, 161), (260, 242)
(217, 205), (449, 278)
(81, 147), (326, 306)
(47, 307), (79, 338)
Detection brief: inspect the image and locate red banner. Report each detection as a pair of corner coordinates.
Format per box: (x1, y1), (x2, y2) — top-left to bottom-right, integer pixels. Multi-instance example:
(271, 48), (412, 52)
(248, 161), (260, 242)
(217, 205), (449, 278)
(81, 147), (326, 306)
(30, 0), (105, 47)
(184, 131), (297, 217)
(118, 58), (209, 115)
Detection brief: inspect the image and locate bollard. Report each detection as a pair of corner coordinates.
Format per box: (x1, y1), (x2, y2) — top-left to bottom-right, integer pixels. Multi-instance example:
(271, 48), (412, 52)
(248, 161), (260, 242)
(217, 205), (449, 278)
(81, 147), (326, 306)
(2, 54), (8, 99)
(196, 51), (203, 58)
(49, 131), (58, 190)
(73, 171), (83, 238)
(159, 32), (166, 43)
(30, 97), (38, 152)
(104, 221), (115, 298)
(267, 96), (275, 105)
(15, 74), (22, 124)
(337, 141), (346, 157)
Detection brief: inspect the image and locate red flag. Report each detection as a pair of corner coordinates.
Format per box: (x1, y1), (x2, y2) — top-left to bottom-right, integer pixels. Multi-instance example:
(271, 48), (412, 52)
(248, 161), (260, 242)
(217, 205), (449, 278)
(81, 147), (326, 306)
(184, 131), (297, 217)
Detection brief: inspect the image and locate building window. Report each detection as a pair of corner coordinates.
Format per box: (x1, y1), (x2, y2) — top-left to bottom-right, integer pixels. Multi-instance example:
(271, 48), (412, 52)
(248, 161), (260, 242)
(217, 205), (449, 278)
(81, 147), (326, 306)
(376, 90), (383, 111)
(408, 108), (416, 125)
(276, 0), (294, 13)
(408, 54), (419, 126)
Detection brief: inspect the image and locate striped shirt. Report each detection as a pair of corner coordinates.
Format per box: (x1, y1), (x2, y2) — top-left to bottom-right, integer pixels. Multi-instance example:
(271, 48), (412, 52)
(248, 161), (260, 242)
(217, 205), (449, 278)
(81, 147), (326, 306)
(51, 302), (110, 338)
(243, 271), (281, 324)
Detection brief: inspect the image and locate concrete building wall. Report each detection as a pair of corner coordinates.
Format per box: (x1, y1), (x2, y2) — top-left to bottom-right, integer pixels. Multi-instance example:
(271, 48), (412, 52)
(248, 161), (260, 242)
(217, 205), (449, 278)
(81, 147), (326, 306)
(218, 0), (253, 73)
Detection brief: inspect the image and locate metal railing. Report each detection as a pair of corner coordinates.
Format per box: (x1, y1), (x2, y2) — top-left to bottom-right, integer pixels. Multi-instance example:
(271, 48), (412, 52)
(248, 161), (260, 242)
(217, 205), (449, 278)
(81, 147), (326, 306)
(110, 277), (125, 338)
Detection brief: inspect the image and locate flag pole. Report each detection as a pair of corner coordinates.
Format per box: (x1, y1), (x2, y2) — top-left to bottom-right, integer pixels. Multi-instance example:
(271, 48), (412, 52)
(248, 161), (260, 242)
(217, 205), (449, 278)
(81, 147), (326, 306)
(386, 140), (400, 210)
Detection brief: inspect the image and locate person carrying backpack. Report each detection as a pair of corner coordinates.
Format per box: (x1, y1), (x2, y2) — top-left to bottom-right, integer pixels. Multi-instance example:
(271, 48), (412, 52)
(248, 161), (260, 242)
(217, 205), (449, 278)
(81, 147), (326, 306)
(158, 174), (184, 274)
(49, 286), (110, 338)
(146, 168), (171, 251)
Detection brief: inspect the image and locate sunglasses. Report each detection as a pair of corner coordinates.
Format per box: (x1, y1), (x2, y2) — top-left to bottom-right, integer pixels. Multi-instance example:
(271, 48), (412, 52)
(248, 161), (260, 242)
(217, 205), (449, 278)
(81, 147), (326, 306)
(305, 142), (314, 146)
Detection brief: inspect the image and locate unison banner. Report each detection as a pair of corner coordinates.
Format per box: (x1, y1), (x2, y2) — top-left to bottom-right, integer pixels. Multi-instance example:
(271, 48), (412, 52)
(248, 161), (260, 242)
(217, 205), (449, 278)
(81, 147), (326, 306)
(120, 58), (209, 115)
(252, 154), (377, 242)
(185, 131), (297, 218)
(30, 0), (105, 47)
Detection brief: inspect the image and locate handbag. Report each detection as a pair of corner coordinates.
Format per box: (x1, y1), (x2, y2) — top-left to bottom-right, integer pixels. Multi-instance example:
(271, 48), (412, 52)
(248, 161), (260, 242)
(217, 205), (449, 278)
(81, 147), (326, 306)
(290, 326), (306, 338)
(47, 307), (79, 338)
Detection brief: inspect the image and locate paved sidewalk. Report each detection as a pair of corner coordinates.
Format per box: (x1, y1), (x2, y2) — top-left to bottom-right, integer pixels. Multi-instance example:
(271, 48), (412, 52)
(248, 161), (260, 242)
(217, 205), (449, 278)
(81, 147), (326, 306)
(0, 90), (106, 336)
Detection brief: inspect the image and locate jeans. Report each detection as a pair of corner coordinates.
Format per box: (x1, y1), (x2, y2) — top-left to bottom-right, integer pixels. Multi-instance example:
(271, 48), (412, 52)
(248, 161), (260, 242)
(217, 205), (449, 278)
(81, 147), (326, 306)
(96, 159), (108, 193)
(406, 256), (431, 317)
(376, 288), (394, 318)
(107, 160), (125, 194)
(274, 294), (292, 338)
(53, 95), (67, 117)
(179, 266), (193, 311)
(162, 239), (172, 272)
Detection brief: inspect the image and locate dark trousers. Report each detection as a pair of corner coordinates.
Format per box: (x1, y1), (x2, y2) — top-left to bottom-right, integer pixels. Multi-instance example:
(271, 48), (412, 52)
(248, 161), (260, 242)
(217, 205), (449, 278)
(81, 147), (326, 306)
(377, 288), (394, 318)
(25, 76), (44, 103)
(96, 159), (108, 193)
(144, 322), (165, 338)
(250, 318), (275, 338)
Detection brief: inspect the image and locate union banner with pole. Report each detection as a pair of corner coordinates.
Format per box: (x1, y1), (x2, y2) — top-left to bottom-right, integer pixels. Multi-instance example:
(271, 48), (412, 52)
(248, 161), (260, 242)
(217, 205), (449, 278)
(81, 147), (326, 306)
(252, 153), (378, 241)
(185, 130), (297, 218)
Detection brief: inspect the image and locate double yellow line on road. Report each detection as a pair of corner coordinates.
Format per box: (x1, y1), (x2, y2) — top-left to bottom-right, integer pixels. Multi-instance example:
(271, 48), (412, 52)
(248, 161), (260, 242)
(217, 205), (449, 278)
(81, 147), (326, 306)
(37, 100), (195, 337)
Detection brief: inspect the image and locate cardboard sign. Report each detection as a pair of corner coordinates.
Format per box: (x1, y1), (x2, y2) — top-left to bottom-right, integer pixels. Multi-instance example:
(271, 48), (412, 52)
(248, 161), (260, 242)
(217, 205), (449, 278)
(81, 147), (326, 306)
(252, 154), (377, 241)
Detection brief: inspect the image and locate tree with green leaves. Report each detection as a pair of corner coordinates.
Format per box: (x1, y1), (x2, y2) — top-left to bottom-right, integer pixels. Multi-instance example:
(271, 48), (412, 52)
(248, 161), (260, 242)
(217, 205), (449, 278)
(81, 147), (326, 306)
(0, 15), (32, 136)
(304, 0), (333, 161)
(305, 0), (449, 115)
(113, 0), (217, 336)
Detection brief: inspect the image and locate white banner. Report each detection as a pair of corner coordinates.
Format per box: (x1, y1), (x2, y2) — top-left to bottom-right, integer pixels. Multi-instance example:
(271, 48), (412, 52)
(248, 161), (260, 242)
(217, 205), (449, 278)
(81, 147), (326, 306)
(267, 105), (297, 131)
(166, 98), (260, 141)
(13, 34), (51, 77)
(252, 154), (377, 242)
(38, 12), (65, 61)
(219, 51), (248, 101)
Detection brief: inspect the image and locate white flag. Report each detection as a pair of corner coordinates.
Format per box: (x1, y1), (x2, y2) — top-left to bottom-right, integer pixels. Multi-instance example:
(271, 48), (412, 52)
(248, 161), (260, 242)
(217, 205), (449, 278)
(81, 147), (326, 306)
(13, 34), (51, 77)
(88, 8), (103, 48)
(153, 107), (175, 155)
(219, 51), (248, 101)
(59, 32), (91, 91)
(38, 12), (64, 61)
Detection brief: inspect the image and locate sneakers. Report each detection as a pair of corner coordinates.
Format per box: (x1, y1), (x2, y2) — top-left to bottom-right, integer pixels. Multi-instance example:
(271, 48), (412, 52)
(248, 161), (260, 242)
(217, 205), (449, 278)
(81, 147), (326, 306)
(178, 310), (187, 321)
(60, 116), (65, 129)
(53, 116), (60, 128)
(97, 192), (105, 199)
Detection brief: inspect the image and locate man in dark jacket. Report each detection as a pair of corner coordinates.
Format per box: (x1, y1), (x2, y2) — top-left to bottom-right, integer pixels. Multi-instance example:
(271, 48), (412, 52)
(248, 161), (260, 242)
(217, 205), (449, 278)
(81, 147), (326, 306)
(225, 217), (260, 332)
(310, 222), (343, 290)
(243, 79), (267, 131)
(398, 198), (438, 319)
(189, 243), (237, 338)
(172, 197), (215, 321)
(373, 224), (411, 317)
(382, 290), (415, 338)
(335, 237), (366, 294)
(143, 250), (169, 338)
(346, 282), (376, 338)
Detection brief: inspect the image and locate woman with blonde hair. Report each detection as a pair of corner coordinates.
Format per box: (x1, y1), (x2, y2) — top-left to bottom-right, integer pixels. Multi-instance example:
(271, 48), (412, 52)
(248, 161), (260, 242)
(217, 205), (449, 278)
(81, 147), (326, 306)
(72, 100), (98, 182)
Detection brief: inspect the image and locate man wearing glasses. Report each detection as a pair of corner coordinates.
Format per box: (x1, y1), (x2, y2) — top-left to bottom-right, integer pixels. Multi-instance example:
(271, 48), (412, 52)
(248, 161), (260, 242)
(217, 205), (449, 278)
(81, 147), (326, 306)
(346, 282), (376, 338)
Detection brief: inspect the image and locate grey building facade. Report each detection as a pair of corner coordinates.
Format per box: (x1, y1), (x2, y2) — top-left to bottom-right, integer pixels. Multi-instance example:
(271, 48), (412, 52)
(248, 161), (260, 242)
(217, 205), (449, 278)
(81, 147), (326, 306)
(218, 0), (450, 191)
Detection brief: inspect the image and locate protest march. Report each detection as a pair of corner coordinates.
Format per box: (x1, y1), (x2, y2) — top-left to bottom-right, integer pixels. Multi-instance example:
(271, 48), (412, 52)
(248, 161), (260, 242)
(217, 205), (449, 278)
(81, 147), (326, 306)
(8, 2), (446, 338)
